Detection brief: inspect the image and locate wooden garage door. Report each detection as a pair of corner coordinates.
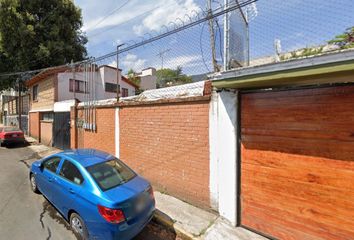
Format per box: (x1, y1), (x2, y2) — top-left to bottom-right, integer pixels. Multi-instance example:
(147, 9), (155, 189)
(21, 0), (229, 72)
(241, 85), (354, 240)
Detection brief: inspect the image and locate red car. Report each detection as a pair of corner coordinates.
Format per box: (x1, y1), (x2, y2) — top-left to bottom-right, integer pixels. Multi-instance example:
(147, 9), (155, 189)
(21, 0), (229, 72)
(0, 126), (25, 146)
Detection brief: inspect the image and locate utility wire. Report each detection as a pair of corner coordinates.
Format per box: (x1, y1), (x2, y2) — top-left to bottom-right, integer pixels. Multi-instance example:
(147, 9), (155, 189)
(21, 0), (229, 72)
(0, 0), (257, 79)
(85, 0), (131, 33)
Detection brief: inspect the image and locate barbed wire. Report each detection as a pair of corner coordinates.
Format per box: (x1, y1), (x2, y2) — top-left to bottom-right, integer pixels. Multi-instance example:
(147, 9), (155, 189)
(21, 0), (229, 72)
(0, 0), (255, 79)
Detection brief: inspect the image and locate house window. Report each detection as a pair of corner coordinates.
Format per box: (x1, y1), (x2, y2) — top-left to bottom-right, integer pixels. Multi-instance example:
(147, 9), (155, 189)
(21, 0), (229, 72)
(122, 88), (128, 97)
(69, 79), (87, 93)
(41, 112), (54, 121)
(33, 85), (38, 101)
(105, 82), (118, 93)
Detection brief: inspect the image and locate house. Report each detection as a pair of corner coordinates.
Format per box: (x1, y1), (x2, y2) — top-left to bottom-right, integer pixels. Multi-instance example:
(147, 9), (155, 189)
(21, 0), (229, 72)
(2, 94), (30, 133)
(26, 65), (138, 148)
(136, 67), (157, 90)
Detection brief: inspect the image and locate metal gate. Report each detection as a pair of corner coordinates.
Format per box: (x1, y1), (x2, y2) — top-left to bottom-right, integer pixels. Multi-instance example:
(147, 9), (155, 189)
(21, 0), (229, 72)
(53, 112), (71, 150)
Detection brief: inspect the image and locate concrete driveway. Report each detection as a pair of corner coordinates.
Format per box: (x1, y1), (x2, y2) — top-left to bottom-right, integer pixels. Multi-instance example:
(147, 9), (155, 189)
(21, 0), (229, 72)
(0, 144), (179, 240)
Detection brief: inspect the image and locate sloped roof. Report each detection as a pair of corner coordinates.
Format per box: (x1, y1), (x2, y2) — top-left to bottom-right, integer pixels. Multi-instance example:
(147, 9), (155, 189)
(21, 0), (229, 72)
(26, 66), (69, 87)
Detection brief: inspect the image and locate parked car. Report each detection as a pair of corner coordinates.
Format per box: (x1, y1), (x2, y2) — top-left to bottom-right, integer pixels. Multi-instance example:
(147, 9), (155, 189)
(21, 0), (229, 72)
(29, 149), (155, 240)
(0, 126), (25, 146)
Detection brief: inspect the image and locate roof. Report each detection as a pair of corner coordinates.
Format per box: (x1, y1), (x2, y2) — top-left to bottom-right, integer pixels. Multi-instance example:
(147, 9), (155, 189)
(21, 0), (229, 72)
(212, 49), (354, 89)
(26, 66), (69, 87)
(60, 148), (115, 167)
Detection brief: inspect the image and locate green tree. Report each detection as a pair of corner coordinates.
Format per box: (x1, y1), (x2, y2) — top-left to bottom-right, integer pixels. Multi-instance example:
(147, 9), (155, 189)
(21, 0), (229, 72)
(328, 26), (354, 49)
(156, 66), (192, 88)
(127, 68), (140, 86)
(0, 0), (87, 90)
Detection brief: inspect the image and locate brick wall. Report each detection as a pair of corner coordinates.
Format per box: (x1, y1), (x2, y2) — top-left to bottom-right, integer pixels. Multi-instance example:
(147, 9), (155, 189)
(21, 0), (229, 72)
(29, 76), (55, 111)
(29, 112), (40, 139)
(120, 100), (210, 208)
(71, 97), (211, 208)
(76, 108), (115, 155)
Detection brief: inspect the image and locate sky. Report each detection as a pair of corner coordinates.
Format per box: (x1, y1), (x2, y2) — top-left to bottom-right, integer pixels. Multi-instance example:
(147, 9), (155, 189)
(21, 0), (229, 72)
(74, 0), (354, 75)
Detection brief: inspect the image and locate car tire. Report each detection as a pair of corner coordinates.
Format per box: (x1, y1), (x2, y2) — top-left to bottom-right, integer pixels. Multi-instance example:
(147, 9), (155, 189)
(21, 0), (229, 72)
(70, 213), (89, 240)
(30, 173), (40, 193)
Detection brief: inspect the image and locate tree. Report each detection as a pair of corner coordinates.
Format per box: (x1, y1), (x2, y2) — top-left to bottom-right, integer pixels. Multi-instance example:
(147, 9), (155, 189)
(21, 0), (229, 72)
(328, 26), (354, 49)
(0, 0), (87, 90)
(156, 66), (192, 88)
(127, 68), (140, 86)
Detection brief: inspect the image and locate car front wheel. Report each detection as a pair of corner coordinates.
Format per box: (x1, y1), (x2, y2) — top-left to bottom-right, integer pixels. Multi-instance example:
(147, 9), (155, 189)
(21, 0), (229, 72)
(30, 174), (39, 193)
(70, 213), (89, 240)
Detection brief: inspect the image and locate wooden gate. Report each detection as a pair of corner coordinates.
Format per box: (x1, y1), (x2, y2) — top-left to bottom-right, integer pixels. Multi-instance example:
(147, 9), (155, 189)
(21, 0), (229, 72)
(240, 85), (354, 239)
(53, 112), (71, 150)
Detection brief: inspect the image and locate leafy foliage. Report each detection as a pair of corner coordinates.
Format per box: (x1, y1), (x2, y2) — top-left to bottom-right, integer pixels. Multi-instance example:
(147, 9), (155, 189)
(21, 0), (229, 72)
(0, 0), (87, 90)
(156, 66), (192, 88)
(328, 27), (354, 49)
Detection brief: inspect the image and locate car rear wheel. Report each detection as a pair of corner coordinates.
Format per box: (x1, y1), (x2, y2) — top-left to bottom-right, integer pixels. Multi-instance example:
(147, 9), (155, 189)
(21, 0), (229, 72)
(70, 213), (89, 240)
(30, 174), (39, 193)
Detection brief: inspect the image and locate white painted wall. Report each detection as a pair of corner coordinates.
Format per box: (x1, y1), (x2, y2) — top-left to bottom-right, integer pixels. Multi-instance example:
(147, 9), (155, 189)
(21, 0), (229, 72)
(57, 66), (136, 102)
(102, 67), (136, 96)
(139, 68), (157, 90)
(209, 90), (238, 226)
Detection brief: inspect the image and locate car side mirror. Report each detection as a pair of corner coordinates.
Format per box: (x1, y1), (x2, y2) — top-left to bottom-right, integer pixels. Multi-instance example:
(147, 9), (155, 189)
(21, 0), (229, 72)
(37, 162), (44, 171)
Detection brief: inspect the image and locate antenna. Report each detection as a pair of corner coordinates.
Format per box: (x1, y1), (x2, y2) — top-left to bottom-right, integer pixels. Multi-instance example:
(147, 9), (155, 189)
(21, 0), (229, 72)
(156, 48), (171, 69)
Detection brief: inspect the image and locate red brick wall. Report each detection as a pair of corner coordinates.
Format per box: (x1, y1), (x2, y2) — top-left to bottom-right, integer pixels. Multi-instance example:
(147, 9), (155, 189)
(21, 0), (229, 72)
(29, 112), (40, 139)
(120, 101), (210, 208)
(76, 108), (115, 155)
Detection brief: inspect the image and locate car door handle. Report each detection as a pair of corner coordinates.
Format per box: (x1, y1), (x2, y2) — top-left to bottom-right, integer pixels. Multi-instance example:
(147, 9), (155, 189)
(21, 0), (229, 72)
(48, 177), (53, 182)
(69, 188), (75, 194)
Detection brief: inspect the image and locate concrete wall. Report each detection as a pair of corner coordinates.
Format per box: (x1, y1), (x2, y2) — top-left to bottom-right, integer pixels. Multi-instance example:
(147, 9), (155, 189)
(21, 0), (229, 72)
(139, 68), (157, 90)
(4, 115), (28, 134)
(209, 90), (238, 226)
(57, 66), (136, 102)
(101, 66), (136, 96)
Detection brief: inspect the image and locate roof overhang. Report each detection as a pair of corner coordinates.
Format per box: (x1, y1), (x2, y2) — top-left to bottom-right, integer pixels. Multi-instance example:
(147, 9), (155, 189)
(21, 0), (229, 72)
(212, 49), (354, 89)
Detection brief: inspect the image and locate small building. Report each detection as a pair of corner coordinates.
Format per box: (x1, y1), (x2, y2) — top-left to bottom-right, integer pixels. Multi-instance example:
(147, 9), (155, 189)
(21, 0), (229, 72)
(26, 65), (138, 148)
(137, 67), (157, 90)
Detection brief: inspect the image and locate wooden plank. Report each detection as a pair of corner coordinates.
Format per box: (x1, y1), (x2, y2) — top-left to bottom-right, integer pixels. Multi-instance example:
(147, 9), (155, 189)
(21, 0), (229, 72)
(242, 201), (354, 240)
(240, 85), (354, 239)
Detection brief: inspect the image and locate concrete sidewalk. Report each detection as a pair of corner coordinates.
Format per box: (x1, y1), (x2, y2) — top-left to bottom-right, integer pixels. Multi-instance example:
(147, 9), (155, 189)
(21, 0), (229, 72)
(153, 192), (266, 240)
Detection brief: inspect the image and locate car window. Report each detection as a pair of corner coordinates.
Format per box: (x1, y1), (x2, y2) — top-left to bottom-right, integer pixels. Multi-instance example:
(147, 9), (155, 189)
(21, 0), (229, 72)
(43, 157), (61, 173)
(86, 159), (136, 191)
(59, 160), (84, 185)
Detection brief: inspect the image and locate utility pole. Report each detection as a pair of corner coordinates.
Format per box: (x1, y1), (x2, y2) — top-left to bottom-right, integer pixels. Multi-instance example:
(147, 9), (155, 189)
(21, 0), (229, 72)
(116, 44), (124, 101)
(18, 77), (22, 130)
(223, 0), (230, 71)
(207, 0), (219, 72)
(156, 48), (171, 69)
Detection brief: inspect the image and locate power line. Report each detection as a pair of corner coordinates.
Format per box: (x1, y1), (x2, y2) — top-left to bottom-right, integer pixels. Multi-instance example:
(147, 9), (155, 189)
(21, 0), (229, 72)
(85, 0), (131, 33)
(0, 0), (257, 79)
(86, 1), (179, 39)
(94, 0), (258, 61)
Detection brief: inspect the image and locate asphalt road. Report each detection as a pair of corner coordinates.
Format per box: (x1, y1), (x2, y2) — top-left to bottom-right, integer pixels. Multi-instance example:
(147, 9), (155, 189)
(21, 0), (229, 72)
(0, 144), (180, 240)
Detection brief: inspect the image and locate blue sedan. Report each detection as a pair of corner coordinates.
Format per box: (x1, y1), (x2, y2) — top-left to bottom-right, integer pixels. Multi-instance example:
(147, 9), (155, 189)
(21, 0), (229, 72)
(29, 149), (155, 240)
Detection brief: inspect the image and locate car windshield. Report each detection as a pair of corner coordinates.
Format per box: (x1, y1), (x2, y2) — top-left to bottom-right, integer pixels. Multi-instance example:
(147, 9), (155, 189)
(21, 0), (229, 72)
(4, 127), (20, 132)
(86, 158), (136, 191)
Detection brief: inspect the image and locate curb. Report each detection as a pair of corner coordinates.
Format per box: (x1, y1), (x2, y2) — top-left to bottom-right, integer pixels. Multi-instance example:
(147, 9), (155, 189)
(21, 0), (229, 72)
(153, 209), (201, 240)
